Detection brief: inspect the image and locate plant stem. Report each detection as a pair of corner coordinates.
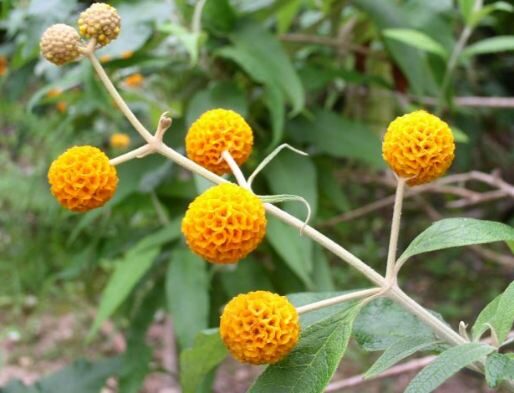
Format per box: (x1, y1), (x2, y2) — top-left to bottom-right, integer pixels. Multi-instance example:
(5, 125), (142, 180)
(86, 52), (154, 142)
(84, 53), (514, 388)
(221, 150), (250, 189)
(436, 0), (483, 114)
(386, 178), (406, 281)
(296, 288), (381, 315)
(109, 144), (152, 166)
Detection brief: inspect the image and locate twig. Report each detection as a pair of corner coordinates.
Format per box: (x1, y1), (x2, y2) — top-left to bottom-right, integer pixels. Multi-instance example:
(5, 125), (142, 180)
(324, 355), (436, 392)
(296, 288), (380, 315)
(386, 178), (406, 281)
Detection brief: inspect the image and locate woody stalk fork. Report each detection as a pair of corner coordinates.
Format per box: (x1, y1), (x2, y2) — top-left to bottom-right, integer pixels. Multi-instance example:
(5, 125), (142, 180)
(82, 37), (488, 366)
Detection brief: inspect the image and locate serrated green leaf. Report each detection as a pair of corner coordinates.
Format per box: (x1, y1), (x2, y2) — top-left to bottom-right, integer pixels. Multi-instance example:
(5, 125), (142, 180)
(90, 247), (160, 338)
(248, 305), (361, 393)
(472, 296), (501, 341)
(492, 281), (514, 344)
(354, 298), (436, 351)
(383, 28), (448, 58)
(266, 217), (313, 287)
(486, 352), (514, 388)
(365, 336), (441, 378)
(398, 218), (514, 265)
(180, 329), (228, 393)
(462, 36), (514, 58)
(166, 248), (209, 349)
(405, 343), (495, 393)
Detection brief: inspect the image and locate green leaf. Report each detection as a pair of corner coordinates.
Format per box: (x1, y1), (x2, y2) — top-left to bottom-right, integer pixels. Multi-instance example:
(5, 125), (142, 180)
(458, 0), (476, 23)
(158, 23), (202, 65)
(286, 110), (384, 169)
(469, 2), (514, 26)
(399, 218), (514, 264)
(166, 248), (210, 349)
(450, 126), (470, 143)
(263, 85), (285, 150)
(218, 22), (305, 114)
(186, 81), (248, 127)
(365, 336), (442, 378)
(354, 298), (436, 351)
(404, 343), (495, 393)
(180, 329), (228, 393)
(2, 357), (122, 393)
(90, 247), (160, 338)
(383, 28), (448, 58)
(220, 257), (274, 298)
(131, 218), (182, 252)
(276, 0), (302, 34)
(492, 281), (514, 344)
(486, 352), (514, 388)
(248, 305), (361, 393)
(263, 149), (318, 218)
(266, 216), (313, 287)
(311, 246), (335, 292)
(202, 0), (237, 33)
(472, 296), (501, 341)
(353, 0), (440, 96)
(462, 36), (514, 58)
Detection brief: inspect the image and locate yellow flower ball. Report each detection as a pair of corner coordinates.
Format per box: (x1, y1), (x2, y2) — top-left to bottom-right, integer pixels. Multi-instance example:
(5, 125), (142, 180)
(220, 291), (300, 365)
(110, 132), (131, 149)
(382, 110), (455, 186)
(181, 183), (266, 264)
(78, 3), (121, 47)
(185, 109), (253, 175)
(48, 146), (118, 212)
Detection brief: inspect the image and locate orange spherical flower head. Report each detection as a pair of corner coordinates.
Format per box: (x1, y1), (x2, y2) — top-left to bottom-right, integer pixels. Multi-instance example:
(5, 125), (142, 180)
(382, 110), (455, 186)
(78, 3), (121, 47)
(181, 183), (266, 264)
(48, 146), (118, 212)
(185, 109), (253, 174)
(220, 291), (300, 365)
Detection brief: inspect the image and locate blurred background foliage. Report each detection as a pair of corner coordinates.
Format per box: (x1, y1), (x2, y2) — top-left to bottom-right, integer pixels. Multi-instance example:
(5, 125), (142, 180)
(1, 0), (514, 391)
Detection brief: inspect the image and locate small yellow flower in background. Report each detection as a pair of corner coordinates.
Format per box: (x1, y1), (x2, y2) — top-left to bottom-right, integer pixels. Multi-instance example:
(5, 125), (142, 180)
(220, 291), (300, 365)
(382, 110), (455, 186)
(110, 132), (131, 150)
(99, 54), (112, 63)
(181, 183), (266, 264)
(78, 3), (121, 47)
(121, 50), (134, 59)
(186, 109), (253, 175)
(0, 56), (8, 76)
(56, 101), (68, 113)
(122, 73), (144, 88)
(46, 88), (62, 98)
(48, 146), (118, 212)
(40, 24), (81, 66)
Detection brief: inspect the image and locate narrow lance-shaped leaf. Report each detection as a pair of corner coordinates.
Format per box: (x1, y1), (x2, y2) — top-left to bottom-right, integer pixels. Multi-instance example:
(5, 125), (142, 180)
(398, 218), (514, 265)
(180, 329), (228, 393)
(248, 305), (361, 393)
(365, 336), (442, 378)
(462, 36), (514, 58)
(383, 28), (448, 59)
(89, 246), (160, 338)
(485, 352), (514, 388)
(491, 281), (514, 344)
(404, 343), (495, 393)
(472, 296), (501, 341)
(166, 248), (209, 349)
